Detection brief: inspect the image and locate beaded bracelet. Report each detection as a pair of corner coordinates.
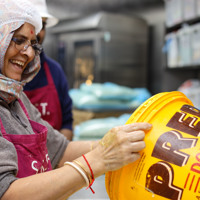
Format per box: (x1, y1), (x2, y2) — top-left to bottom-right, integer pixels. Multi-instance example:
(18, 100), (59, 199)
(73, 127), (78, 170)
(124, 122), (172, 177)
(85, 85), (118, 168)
(64, 161), (89, 187)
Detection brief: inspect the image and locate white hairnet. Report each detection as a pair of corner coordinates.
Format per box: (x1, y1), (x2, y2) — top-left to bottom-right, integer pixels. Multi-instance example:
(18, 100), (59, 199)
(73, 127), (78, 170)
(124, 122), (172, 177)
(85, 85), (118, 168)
(0, 0), (42, 73)
(0, 0), (42, 104)
(0, 0), (42, 34)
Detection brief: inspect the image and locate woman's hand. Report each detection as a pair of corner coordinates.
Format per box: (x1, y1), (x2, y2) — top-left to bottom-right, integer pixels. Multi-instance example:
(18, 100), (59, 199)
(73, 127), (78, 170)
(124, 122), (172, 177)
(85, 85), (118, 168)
(90, 122), (152, 176)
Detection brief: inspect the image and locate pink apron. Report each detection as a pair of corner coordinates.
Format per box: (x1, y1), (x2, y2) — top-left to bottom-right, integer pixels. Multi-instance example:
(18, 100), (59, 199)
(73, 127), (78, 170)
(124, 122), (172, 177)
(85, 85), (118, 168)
(0, 99), (52, 178)
(24, 62), (62, 130)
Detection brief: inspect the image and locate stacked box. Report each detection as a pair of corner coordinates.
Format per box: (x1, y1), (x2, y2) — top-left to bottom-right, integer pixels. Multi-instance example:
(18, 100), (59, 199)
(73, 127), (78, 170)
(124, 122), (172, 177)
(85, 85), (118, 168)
(177, 26), (192, 66)
(183, 0), (197, 20)
(165, 0), (183, 27)
(191, 23), (200, 65)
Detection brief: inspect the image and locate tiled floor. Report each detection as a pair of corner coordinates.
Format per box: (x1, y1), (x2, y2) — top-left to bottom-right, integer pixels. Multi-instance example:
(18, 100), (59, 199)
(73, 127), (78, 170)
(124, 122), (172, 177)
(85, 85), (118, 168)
(68, 174), (110, 200)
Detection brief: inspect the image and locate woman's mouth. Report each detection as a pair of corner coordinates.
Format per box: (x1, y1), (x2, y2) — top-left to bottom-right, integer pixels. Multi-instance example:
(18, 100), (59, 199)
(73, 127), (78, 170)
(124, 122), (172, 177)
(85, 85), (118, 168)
(10, 59), (25, 68)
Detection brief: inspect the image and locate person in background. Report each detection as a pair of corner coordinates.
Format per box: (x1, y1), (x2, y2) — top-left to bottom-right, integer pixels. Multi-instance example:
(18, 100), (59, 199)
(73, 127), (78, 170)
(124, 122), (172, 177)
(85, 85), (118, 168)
(0, 1), (152, 199)
(24, 0), (73, 141)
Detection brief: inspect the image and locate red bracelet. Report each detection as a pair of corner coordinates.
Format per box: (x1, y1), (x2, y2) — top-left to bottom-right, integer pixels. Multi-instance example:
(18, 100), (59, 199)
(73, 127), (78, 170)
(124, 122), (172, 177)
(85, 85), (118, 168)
(82, 154), (95, 194)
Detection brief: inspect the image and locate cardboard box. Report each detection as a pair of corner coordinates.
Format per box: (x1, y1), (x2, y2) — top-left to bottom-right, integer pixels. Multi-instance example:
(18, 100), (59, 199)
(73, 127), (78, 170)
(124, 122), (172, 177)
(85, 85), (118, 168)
(73, 109), (133, 127)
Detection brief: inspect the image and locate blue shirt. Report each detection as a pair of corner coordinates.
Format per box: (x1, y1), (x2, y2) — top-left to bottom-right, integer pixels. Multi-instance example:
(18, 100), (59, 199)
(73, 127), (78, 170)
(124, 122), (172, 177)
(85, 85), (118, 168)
(24, 52), (73, 130)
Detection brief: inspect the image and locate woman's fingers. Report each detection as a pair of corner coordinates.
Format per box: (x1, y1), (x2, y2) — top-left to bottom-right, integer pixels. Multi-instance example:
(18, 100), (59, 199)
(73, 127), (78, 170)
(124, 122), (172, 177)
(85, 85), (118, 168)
(129, 153), (141, 163)
(119, 152), (142, 167)
(127, 130), (145, 142)
(129, 141), (146, 152)
(97, 122), (152, 172)
(120, 122), (152, 132)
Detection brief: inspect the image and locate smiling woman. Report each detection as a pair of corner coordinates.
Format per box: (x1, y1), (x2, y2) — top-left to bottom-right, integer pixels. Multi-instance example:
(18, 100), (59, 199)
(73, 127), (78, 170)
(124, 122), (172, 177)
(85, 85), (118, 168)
(3, 23), (38, 82)
(0, 0), (152, 200)
(0, 0), (42, 103)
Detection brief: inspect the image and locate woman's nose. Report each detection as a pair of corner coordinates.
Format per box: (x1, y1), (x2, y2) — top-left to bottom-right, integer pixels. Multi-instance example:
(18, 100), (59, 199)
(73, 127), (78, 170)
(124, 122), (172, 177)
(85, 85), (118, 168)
(21, 45), (35, 58)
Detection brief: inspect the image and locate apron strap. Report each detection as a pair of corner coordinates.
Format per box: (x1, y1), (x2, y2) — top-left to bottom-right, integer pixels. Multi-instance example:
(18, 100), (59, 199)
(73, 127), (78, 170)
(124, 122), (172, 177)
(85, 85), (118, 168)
(0, 118), (7, 135)
(44, 62), (55, 86)
(0, 100), (13, 135)
(18, 99), (30, 119)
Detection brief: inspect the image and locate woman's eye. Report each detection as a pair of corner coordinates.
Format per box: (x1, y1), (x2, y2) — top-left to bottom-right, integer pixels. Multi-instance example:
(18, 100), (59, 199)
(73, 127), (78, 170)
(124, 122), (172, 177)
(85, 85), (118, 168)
(15, 38), (26, 45)
(31, 40), (37, 45)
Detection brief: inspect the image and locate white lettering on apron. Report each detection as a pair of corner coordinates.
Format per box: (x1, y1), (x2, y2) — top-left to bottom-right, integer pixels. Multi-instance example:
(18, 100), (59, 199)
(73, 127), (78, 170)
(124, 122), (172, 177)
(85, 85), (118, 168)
(31, 154), (50, 173)
(32, 161), (39, 173)
(40, 102), (48, 115)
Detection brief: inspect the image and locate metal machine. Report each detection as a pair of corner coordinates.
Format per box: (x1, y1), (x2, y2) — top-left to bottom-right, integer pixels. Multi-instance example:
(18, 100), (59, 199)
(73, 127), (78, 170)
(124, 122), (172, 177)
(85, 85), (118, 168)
(47, 12), (149, 89)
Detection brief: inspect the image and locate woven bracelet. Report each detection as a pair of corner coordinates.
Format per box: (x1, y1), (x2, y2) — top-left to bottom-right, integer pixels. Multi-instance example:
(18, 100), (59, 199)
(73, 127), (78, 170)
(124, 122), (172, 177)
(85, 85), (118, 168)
(82, 154), (95, 194)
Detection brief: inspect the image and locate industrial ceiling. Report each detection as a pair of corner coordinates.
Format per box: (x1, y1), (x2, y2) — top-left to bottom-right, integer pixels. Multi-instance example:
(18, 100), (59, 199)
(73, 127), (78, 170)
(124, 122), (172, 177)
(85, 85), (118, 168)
(46, 0), (163, 20)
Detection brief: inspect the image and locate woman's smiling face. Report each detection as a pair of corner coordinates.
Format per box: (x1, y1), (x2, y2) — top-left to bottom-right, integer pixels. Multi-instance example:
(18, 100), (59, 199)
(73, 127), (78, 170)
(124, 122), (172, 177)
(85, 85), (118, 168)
(2, 23), (37, 81)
